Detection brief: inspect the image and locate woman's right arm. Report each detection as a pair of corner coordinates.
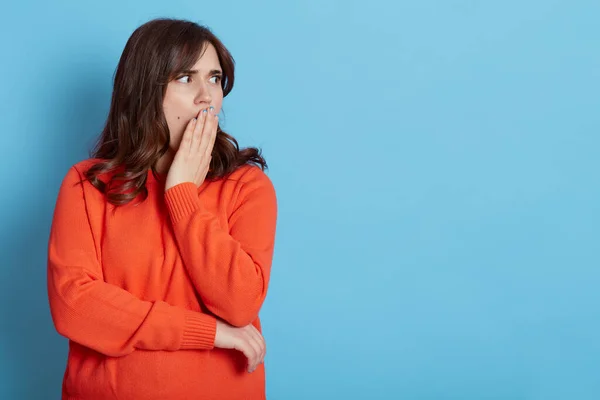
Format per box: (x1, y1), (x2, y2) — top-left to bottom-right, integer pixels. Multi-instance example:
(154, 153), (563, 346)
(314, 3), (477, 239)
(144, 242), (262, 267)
(47, 166), (265, 371)
(47, 166), (217, 357)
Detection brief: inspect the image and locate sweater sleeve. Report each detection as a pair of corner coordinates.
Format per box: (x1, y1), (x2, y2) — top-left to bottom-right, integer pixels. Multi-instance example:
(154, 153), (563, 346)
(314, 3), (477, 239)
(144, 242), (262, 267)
(47, 166), (217, 357)
(164, 167), (278, 327)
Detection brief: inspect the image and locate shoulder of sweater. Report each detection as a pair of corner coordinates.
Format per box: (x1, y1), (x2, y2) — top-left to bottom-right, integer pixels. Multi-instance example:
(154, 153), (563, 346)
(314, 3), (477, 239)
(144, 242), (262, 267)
(230, 164), (272, 185)
(61, 158), (108, 198)
(71, 158), (104, 174)
(55, 160), (99, 206)
(226, 164), (275, 196)
(57, 158), (95, 184)
(69, 158), (123, 187)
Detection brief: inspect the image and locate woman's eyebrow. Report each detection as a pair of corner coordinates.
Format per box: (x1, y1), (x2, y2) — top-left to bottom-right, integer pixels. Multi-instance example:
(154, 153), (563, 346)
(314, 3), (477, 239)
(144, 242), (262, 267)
(181, 69), (223, 75)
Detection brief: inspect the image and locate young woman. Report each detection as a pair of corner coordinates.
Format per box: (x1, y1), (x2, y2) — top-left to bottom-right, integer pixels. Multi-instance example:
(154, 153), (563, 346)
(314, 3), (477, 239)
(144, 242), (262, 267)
(47, 18), (277, 400)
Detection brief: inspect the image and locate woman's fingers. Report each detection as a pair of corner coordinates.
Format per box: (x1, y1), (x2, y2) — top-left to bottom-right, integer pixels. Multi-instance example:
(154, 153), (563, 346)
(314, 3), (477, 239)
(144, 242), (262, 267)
(248, 324), (266, 366)
(213, 320), (266, 374)
(189, 107), (217, 165)
(242, 324), (265, 373)
(197, 107), (218, 156)
(179, 116), (198, 154)
(237, 330), (260, 372)
(206, 114), (219, 160)
(190, 108), (208, 153)
(244, 326), (264, 372)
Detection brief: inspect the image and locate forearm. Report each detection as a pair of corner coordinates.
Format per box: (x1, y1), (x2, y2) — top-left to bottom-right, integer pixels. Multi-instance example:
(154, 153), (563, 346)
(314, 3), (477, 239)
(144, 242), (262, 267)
(164, 170), (277, 327)
(48, 261), (216, 356)
(48, 165), (217, 356)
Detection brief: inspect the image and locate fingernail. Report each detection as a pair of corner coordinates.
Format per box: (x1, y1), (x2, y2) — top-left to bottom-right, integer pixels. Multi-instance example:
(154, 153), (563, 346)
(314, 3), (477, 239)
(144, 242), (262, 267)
(203, 109), (208, 114)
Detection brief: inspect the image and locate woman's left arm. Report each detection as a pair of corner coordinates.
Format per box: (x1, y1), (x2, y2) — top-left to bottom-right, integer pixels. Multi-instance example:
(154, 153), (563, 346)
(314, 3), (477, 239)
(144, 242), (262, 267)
(164, 167), (277, 327)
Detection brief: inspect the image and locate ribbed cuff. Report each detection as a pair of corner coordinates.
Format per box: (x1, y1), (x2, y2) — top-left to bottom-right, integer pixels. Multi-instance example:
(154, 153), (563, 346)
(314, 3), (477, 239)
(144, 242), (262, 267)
(164, 182), (201, 223)
(180, 310), (217, 350)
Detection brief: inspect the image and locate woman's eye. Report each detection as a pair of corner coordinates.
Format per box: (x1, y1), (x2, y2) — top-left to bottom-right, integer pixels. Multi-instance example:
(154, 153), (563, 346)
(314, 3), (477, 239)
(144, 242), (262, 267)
(210, 75), (222, 84)
(177, 75), (191, 83)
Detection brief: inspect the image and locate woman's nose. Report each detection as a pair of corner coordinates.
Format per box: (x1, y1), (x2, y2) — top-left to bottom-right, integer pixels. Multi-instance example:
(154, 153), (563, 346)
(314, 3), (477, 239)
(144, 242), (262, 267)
(194, 83), (212, 104)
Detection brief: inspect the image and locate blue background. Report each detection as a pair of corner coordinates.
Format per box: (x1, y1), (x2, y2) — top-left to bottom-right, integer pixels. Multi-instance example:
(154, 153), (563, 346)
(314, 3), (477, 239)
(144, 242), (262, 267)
(1, 1), (599, 398)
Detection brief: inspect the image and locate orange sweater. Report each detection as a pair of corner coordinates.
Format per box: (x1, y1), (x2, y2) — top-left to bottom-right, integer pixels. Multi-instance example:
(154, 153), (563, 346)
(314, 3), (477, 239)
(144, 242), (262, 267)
(47, 159), (277, 400)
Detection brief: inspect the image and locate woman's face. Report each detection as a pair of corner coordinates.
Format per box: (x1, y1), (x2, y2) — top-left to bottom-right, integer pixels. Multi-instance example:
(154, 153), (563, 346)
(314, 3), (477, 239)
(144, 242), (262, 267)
(163, 42), (224, 151)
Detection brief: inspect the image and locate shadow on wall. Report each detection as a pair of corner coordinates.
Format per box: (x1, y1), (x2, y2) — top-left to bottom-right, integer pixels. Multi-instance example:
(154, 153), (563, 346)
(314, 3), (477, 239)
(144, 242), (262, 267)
(0, 56), (112, 399)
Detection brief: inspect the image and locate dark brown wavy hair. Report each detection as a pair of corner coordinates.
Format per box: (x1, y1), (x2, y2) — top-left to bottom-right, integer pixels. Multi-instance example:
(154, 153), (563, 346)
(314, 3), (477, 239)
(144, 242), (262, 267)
(84, 18), (267, 206)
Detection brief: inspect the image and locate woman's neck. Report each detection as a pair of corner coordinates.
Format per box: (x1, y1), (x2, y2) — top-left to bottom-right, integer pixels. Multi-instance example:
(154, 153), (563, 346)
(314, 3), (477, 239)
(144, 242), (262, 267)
(154, 150), (175, 174)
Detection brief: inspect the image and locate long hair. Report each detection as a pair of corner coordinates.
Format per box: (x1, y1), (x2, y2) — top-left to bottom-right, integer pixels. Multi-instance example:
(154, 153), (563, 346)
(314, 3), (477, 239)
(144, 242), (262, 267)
(84, 18), (267, 206)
